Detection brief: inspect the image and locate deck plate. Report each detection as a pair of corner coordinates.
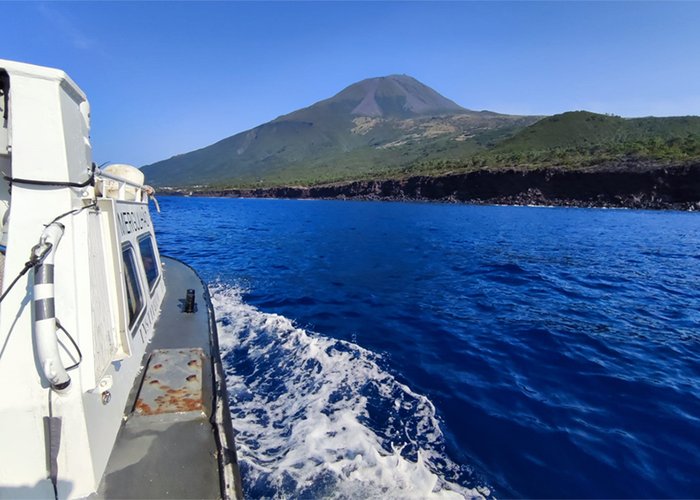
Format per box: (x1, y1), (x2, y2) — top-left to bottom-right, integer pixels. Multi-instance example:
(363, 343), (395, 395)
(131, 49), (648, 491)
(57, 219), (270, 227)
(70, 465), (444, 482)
(134, 348), (206, 417)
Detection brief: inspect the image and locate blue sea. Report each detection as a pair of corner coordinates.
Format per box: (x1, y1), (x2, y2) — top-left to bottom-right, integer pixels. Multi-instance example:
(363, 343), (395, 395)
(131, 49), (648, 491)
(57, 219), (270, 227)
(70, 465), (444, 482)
(154, 197), (700, 498)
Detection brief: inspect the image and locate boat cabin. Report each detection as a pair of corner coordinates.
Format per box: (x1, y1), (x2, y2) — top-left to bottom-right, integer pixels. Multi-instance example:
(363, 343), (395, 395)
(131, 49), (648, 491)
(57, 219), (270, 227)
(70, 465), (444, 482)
(0, 60), (240, 499)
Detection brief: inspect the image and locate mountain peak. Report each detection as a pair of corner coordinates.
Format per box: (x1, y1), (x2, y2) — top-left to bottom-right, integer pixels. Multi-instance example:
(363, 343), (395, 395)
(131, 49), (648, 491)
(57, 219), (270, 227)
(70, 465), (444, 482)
(331, 74), (467, 118)
(274, 74), (469, 124)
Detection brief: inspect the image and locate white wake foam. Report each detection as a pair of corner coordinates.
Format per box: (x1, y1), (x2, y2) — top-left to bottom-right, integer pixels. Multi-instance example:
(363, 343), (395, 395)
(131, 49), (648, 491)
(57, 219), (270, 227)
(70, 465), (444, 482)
(211, 284), (486, 499)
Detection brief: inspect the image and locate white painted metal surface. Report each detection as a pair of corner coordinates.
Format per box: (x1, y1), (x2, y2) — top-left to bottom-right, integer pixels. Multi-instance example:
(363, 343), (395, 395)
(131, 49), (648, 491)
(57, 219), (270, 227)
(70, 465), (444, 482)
(0, 60), (165, 498)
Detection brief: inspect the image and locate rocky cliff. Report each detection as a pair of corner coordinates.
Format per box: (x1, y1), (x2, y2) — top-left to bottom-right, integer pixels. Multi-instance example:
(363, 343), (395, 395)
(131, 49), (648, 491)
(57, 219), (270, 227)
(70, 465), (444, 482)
(186, 162), (700, 210)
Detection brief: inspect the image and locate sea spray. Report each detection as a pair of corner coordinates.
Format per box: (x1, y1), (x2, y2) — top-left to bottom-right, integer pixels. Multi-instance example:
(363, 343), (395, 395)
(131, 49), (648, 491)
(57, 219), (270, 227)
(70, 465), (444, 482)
(210, 284), (486, 499)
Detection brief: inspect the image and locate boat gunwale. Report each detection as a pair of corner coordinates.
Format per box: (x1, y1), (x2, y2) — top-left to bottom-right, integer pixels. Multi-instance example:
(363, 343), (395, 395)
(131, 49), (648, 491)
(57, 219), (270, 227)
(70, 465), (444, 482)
(166, 256), (244, 499)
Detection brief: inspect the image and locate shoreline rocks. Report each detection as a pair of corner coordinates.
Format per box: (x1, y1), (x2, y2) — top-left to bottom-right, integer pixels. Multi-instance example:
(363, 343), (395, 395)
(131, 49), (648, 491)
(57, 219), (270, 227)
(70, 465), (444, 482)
(169, 163), (700, 211)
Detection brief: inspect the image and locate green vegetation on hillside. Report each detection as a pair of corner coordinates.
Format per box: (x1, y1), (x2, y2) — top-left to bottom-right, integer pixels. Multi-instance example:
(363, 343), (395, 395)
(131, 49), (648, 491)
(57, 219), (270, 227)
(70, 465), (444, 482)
(142, 76), (700, 189)
(470, 111), (700, 170)
(382, 112), (700, 179)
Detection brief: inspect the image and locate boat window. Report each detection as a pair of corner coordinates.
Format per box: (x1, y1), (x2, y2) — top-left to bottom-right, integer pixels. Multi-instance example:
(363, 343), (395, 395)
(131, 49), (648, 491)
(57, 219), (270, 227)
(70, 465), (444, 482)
(138, 235), (159, 291)
(122, 245), (144, 332)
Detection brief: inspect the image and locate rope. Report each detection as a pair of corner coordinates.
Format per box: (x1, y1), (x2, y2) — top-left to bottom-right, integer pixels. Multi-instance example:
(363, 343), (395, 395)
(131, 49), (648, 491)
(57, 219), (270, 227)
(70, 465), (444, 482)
(3, 175), (94, 189)
(0, 259), (34, 304)
(46, 201), (98, 227)
(3, 162), (97, 190)
(0, 238), (56, 304)
(0, 201), (96, 305)
(56, 318), (82, 370)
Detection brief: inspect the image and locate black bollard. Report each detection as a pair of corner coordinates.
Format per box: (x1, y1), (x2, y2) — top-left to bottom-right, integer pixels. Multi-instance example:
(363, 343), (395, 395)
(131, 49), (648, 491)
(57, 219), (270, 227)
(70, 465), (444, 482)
(184, 288), (196, 313)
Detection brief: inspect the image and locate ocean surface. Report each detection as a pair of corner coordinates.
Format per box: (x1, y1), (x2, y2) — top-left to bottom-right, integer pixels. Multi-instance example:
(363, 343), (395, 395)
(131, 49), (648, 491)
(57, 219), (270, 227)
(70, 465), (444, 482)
(154, 197), (700, 498)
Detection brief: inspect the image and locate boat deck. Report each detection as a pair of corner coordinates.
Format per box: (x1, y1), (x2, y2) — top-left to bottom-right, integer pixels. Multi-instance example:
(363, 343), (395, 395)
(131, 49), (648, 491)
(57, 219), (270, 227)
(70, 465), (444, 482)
(97, 257), (242, 499)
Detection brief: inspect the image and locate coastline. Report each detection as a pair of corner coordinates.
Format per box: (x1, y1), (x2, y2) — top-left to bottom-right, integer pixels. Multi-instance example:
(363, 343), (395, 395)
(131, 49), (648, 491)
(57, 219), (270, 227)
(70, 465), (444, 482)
(166, 162), (700, 211)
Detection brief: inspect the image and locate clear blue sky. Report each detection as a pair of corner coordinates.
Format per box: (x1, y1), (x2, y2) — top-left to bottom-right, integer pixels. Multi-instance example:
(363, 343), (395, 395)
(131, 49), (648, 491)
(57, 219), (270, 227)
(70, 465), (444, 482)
(4, 1), (700, 166)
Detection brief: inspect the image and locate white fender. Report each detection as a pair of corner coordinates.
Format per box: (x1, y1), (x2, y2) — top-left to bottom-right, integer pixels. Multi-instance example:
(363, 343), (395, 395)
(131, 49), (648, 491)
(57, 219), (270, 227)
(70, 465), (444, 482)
(32, 222), (70, 392)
